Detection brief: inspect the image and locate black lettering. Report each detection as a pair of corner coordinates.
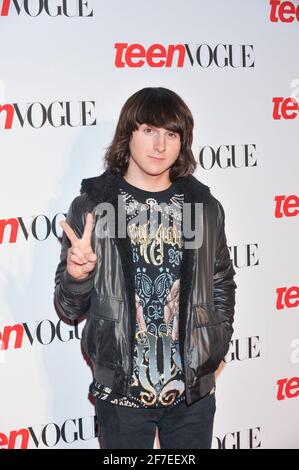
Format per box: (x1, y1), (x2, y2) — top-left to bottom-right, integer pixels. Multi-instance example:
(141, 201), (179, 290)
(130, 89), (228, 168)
(41, 423), (60, 447)
(196, 44), (213, 68)
(27, 102), (47, 128)
(31, 215), (51, 241)
(56, 320), (73, 342)
(17, 216), (32, 240)
(61, 419), (78, 443)
(78, 416), (97, 441)
(22, 321), (38, 345)
(47, 102), (65, 127)
(23, 0), (43, 16)
(36, 320), (56, 345)
(52, 212), (67, 239)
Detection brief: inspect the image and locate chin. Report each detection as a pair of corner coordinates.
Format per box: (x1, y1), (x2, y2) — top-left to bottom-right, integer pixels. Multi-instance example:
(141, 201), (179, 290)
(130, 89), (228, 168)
(143, 168), (167, 176)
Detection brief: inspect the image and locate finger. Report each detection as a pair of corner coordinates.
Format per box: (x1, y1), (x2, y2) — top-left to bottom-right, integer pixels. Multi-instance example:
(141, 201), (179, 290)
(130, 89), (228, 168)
(82, 212), (94, 243)
(69, 247), (87, 263)
(70, 254), (86, 265)
(60, 220), (79, 246)
(85, 252), (97, 263)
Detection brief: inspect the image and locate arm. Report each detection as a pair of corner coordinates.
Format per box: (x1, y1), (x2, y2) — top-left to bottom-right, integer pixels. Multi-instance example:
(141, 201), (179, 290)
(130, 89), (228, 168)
(213, 200), (237, 348)
(53, 195), (96, 321)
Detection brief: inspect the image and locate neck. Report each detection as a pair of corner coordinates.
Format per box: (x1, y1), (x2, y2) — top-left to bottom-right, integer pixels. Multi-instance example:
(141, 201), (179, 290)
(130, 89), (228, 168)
(123, 160), (172, 192)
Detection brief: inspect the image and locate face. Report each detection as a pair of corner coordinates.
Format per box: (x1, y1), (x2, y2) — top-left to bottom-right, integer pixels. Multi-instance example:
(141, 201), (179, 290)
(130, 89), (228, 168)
(128, 123), (181, 177)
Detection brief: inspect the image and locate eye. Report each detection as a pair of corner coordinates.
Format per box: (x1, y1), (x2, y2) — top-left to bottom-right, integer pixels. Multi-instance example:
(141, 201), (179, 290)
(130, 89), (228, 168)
(143, 127), (153, 134)
(168, 131), (177, 138)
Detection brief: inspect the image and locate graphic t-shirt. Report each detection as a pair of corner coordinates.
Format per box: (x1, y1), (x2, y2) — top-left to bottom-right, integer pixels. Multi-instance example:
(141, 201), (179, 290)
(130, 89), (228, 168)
(90, 175), (186, 408)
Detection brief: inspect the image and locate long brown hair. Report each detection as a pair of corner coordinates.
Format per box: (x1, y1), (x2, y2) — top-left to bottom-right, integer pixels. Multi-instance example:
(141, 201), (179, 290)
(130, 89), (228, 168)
(104, 87), (197, 180)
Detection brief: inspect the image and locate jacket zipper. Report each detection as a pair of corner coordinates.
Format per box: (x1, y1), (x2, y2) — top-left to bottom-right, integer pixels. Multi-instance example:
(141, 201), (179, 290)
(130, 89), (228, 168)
(126, 319), (135, 395)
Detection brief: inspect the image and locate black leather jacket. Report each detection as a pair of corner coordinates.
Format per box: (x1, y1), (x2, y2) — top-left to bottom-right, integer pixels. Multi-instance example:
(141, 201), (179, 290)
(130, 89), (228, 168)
(54, 169), (237, 406)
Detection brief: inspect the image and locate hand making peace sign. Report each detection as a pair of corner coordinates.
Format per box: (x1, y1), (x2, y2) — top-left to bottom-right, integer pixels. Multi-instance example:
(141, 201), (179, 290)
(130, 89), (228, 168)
(60, 212), (97, 280)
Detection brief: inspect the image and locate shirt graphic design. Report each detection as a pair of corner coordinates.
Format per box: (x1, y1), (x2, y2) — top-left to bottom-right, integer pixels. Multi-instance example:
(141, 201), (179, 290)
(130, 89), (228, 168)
(90, 178), (186, 408)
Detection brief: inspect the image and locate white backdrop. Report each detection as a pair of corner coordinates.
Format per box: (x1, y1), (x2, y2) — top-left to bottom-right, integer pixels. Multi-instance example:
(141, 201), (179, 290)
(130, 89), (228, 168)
(0, 0), (298, 449)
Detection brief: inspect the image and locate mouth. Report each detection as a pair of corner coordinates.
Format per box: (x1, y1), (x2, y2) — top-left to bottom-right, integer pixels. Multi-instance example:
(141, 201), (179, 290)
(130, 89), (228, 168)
(148, 155), (165, 161)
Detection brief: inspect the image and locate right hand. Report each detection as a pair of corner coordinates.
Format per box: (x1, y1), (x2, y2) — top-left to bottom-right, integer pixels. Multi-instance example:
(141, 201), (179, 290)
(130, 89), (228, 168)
(60, 212), (97, 280)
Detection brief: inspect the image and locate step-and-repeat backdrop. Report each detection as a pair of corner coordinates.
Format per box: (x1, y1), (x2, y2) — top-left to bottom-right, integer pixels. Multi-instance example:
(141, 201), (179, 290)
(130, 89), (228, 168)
(0, 0), (298, 449)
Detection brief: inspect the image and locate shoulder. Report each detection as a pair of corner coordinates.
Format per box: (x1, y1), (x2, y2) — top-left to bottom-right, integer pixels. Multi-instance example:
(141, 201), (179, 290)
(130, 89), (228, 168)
(80, 169), (117, 203)
(185, 174), (226, 223)
(69, 192), (97, 216)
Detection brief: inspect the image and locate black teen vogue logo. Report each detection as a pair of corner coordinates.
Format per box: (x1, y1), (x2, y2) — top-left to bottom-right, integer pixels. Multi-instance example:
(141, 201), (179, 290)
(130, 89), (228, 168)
(0, 100), (96, 130)
(0, 416), (97, 449)
(198, 144), (257, 170)
(0, 212), (66, 245)
(0, 319), (82, 351)
(114, 43), (255, 68)
(0, 0), (94, 16)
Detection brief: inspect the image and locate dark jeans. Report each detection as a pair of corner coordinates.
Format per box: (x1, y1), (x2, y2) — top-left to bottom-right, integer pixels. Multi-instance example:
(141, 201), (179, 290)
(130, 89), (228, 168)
(96, 392), (216, 449)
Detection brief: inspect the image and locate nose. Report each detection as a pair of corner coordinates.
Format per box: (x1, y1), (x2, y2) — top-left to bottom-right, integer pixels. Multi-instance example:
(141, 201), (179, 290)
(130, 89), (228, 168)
(153, 133), (166, 154)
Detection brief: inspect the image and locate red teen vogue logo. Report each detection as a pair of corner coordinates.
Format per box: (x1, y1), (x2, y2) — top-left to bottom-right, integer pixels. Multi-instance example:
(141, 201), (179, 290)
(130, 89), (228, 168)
(0, 0), (93, 17)
(114, 43), (255, 68)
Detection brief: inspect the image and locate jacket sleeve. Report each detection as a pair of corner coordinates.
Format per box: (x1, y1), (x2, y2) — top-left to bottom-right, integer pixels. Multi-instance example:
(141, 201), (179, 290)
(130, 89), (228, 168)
(213, 200), (237, 348)
(53, 195), (96, 321)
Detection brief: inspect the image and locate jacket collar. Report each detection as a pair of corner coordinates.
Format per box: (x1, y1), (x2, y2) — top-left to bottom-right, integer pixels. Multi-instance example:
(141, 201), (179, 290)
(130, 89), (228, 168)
(81, 169), (211, 204)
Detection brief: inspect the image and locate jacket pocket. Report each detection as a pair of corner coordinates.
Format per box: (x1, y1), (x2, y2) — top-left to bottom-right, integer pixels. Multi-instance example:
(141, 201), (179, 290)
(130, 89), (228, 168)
(193, 302), (224, 327)
(93, 294), (123, 323)
(192, 303), (231, 375)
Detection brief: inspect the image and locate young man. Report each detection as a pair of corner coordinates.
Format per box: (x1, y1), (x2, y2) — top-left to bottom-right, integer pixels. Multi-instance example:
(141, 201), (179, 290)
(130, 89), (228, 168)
(54, 87), (237, 449)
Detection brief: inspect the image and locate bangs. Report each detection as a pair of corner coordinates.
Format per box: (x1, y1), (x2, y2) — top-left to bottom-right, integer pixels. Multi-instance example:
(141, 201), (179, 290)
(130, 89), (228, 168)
(129, 88), (186, 135)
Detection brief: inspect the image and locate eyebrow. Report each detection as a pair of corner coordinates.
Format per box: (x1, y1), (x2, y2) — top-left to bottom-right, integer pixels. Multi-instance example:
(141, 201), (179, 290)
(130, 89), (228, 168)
(142, 123), (177, 132)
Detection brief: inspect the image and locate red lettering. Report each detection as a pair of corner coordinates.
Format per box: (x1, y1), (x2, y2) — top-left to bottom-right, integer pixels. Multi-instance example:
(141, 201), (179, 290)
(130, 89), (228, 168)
(126, 43), (145, 68)
(114, 42), (127, 67)
(285, 377), (299, 398)
(165, 44), (185, 67)
(114, 42), (186, 68)
(0, 428), (29, 449)
(269, 0), (281, 21)
(277, 378), (288, 400)
(284, 195), (299, 217)
(0, 0), (11, 16)
(281, 97), (299, 119)
(0, 324), (24, 350)
(272, 97), (284, 119)
(0, 218), (19, 244)
(276, 286), (299, 309)
(280, 1), (296, 21)
(270, 1), (299, 22)
(147, 44), (166, 67)
(0, 104), (14, 128)
(274, 195), (299, 218)
(8, 428), (29, 449)
(285, 286), (299, 308)
(274, 195), (285, 218)
(0, 432), (8, 448)
(272, 97), (299, 120)
(276, 287), (287, 309)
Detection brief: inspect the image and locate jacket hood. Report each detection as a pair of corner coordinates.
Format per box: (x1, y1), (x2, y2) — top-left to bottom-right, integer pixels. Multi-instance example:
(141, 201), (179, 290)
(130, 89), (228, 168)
(80, 169), (211, 204)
